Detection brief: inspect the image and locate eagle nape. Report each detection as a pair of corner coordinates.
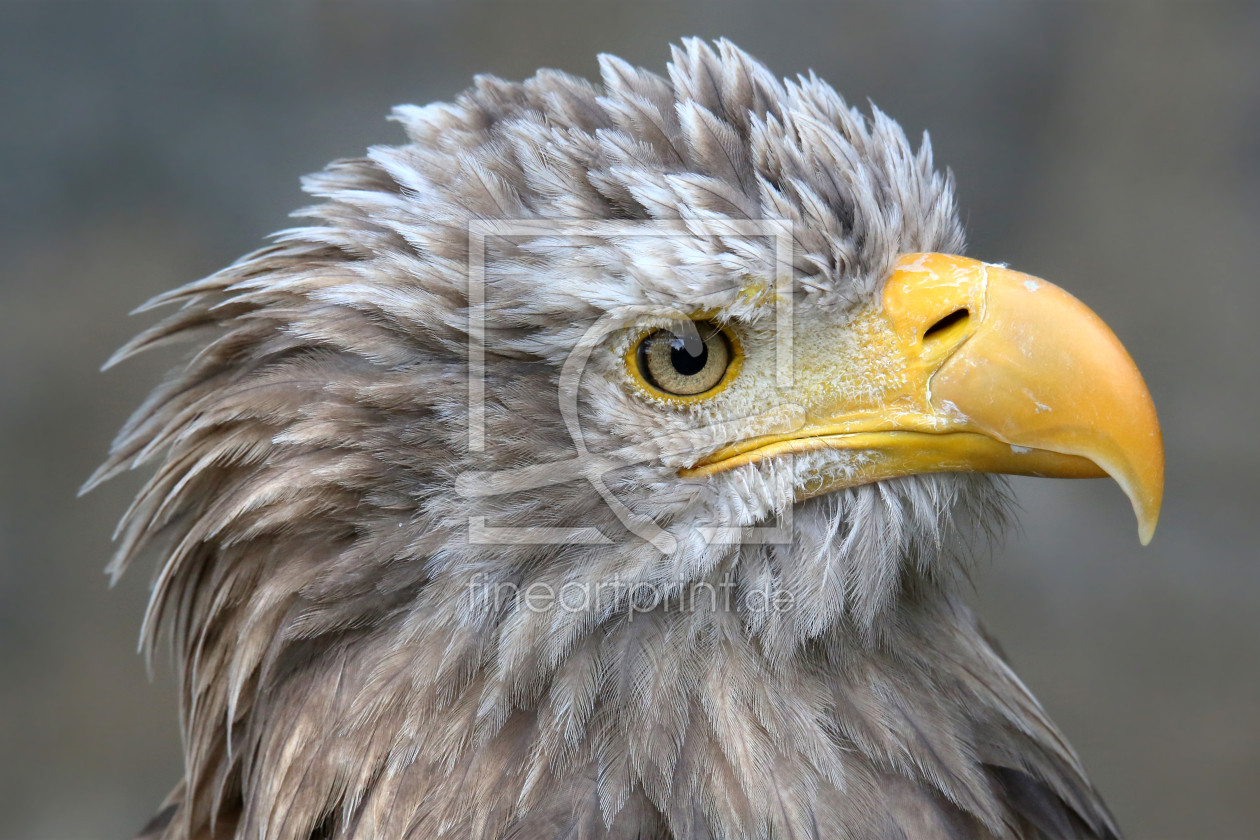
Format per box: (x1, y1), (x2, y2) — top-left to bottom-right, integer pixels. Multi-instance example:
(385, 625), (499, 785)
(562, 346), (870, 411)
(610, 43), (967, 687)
(95, 38), (1163, 840)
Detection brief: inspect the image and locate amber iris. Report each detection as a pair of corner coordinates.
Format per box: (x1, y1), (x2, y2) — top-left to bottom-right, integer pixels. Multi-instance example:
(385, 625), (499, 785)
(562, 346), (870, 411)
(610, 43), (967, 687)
(636, 321), (733, 397)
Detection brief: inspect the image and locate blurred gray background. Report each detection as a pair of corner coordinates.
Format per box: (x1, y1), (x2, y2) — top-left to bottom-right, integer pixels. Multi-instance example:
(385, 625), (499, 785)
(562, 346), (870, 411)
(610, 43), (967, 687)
(1, 1), (1257, 838)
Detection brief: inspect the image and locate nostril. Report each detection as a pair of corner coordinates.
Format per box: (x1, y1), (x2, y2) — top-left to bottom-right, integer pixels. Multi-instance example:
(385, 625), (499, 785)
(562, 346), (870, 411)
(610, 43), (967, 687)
(924, 308), (969, 340)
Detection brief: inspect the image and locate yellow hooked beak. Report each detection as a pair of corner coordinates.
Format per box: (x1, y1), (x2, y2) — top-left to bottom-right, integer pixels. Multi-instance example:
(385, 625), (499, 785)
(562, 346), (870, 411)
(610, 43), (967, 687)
(681, 253), (1165, 544)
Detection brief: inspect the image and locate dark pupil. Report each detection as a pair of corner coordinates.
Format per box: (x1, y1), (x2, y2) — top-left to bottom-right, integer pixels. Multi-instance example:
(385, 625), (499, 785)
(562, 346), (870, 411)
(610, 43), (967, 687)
(669, 336), (708, 376)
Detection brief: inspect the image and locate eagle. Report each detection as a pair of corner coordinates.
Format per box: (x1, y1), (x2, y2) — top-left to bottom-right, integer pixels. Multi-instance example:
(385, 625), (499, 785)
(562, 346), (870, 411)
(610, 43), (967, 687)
(91, 39), (1164, 840)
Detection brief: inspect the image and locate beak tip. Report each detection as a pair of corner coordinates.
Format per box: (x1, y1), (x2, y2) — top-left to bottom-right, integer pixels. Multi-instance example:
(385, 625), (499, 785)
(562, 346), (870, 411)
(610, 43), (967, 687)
(1136, 499), (1160, 545)
(1129, 467), (1163, 547)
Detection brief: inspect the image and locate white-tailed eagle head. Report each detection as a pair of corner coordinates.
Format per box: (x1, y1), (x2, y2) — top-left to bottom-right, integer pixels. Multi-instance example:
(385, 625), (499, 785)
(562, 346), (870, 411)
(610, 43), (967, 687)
(94, 38), (1162, 840)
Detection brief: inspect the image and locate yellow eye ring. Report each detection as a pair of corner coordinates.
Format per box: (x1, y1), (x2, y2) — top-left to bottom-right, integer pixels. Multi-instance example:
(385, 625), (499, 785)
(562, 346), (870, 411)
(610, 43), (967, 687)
(624, 320), (743, 403)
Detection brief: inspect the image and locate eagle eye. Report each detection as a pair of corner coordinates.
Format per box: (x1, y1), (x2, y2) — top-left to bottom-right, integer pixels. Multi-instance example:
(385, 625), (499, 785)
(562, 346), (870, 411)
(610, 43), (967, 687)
(632, 320), (737, 399)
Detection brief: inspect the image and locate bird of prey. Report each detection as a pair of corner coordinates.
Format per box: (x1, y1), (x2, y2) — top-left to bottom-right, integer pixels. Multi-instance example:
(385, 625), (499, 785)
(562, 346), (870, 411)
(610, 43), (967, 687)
(92, 39), (1163, 840)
